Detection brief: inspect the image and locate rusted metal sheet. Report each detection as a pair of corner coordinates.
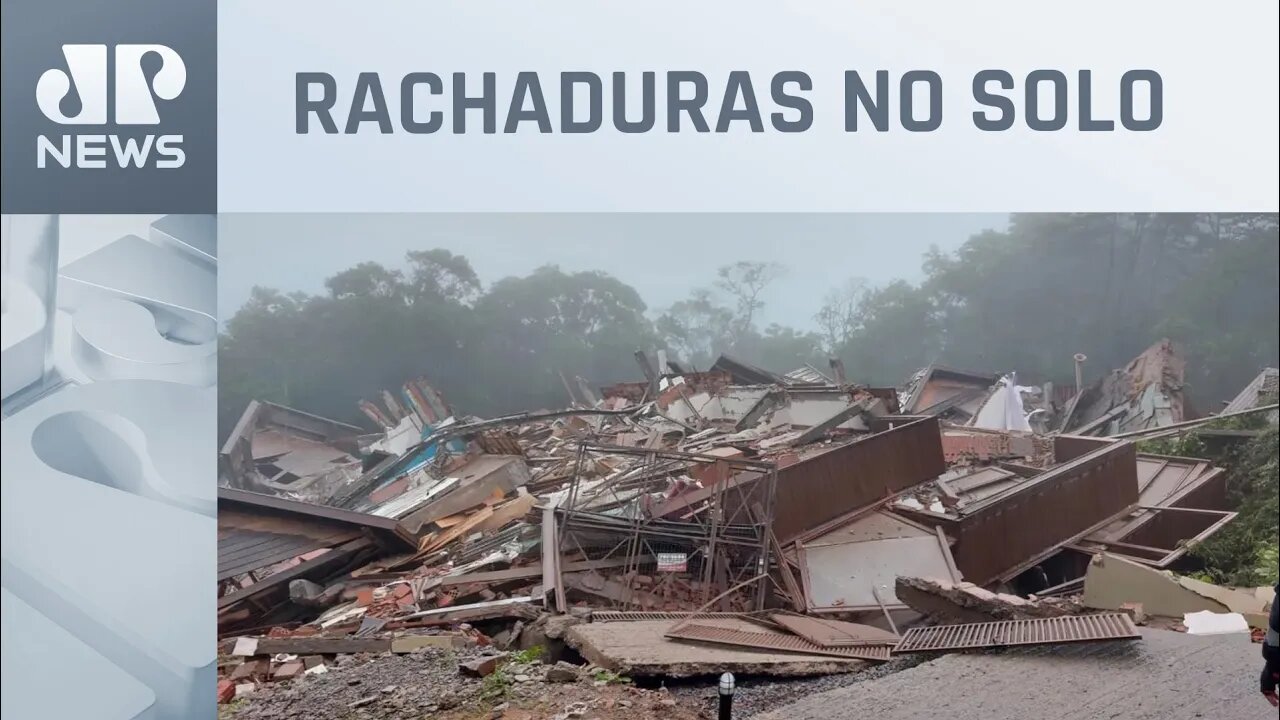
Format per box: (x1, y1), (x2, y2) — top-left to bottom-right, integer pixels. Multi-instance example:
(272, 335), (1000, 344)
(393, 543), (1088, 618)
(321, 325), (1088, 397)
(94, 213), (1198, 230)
(893, 613), (1139, 653)
(217, 526), (358, 581)
(591, 611), (746, 623)
(1075, 452), (1232, 566)
(218, 487), (414, 544)
(218, 537), (374, 610)
(665, 623), (893, 661)
(951, 441), (1139, 585)
(1073, 507), (1237, 567)
(770, 417), (946, 543)
(769, 614), (900, 647)
(1122, 508), (1235, 560)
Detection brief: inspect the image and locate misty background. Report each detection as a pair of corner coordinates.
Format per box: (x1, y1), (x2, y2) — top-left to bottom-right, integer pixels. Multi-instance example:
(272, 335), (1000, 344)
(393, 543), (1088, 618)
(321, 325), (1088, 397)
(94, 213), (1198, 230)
(218, 213), (1279, 438)
(217, 214), (1008, 332)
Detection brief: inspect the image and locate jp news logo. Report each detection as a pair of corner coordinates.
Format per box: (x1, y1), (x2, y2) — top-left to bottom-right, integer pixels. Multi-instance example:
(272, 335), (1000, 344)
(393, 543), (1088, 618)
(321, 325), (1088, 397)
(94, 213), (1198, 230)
(36, 44), (186, 168)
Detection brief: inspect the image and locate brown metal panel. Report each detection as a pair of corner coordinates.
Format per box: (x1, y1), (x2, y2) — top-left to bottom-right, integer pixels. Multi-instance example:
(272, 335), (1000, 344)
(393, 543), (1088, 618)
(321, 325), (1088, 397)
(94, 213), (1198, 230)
(893, 613), (1139, 653)
(591, 611), (747, 622)
(1053, 434), (1115, 463)
(951, 441), (1139, 585)
(217, 530), (341, 580)
(665, 623), (893, 661)
(218, 487), (414, 543)
(217, 537), (374, 610)
(770, 417), (947, 543)
(768, 614), (900, 647)
(1076, 507), (1237, 567)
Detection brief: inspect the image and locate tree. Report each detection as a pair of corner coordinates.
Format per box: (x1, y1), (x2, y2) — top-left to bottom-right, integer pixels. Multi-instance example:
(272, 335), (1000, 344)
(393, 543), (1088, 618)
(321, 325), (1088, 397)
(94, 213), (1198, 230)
(655, 289), (737, 369)
(324, 262), (407, 301)
(473, 265), (658, 411)
(815, 277), (868, 352)
(836, 280), (941, 385)
(219, 216), (1279, 443)
(406, 249), (482, 305)
(715, 261), (786, 344)
(754, 324), (826, 374)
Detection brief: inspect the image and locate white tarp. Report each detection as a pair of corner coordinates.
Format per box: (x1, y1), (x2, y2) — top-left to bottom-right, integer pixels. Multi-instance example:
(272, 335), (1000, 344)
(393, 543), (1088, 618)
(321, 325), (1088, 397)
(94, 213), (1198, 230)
(970, 372), (1034, 432)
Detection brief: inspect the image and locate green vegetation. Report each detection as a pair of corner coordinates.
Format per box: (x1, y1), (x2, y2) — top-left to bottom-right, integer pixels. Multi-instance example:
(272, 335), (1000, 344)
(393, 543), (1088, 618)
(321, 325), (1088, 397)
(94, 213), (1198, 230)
(220, 213), (1279, 441)
(1139, 413), (1279, 587)
(509, 647), (544, 664)
(479, 666), (513, 702)
(1188, 425), (1278, 587)
(591, 669), (632, 685)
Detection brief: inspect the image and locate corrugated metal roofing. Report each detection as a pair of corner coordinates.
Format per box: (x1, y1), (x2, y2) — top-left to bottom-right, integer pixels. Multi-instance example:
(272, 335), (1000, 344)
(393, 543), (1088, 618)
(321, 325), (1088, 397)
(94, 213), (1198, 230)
(1222, 368), (1279, 418)
(783, 365), (835, 386)
(769, 614), (901, 647)
(666, 622), (893, 660)
(893, 614), (1139, 653)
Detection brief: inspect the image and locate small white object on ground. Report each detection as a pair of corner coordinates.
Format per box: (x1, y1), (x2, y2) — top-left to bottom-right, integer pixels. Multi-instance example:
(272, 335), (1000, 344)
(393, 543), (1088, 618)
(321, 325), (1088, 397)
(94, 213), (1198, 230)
(1183, 610), (1249, 635)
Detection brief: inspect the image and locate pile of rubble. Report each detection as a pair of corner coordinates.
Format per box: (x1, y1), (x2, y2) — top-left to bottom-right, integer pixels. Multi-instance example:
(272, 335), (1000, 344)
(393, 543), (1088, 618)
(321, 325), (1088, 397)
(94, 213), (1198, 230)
(216, 341), (1277, 715)
(220, 645), (702, 720)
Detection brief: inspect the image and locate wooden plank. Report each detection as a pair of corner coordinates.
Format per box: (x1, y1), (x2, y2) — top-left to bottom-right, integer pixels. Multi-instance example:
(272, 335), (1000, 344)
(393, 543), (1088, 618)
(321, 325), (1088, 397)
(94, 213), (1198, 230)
(474, 493), (537, 534)
(433, 513), (468, 528)
(419, 505), (494, 554)
(936, 525), (963, 583)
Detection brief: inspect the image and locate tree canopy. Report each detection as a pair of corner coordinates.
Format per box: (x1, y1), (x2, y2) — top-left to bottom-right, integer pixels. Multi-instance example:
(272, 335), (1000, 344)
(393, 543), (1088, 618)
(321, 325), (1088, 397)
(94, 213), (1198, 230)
(219, 213), (1279, 438)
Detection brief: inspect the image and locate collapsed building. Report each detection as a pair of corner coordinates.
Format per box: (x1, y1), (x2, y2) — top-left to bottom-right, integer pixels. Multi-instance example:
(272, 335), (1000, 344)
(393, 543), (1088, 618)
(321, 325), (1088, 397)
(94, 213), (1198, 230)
(217, 344), (1277, 704)
(1058, 338), (1190, 436)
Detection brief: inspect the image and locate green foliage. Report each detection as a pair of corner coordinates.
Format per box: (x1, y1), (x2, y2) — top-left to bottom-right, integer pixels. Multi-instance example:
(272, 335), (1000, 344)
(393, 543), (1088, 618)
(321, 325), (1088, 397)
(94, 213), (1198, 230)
(219, 214), (1279, 443)
(479, 667), (513, 701)
(509, 647), (543, 664)
(1188, 425), (1280, 586)
(591, 669), (632, 685)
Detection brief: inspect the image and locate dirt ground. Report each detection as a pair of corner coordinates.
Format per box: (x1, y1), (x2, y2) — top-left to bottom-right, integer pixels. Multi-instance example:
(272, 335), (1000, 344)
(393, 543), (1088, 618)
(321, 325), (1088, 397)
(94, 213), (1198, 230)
(753, 629), (1270, 720)
(220, 648), (708, 720)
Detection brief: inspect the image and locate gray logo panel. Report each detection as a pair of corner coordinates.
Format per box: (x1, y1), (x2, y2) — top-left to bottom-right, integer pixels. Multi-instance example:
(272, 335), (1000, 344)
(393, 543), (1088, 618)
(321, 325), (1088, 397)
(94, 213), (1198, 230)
(0, 0), (216, 213)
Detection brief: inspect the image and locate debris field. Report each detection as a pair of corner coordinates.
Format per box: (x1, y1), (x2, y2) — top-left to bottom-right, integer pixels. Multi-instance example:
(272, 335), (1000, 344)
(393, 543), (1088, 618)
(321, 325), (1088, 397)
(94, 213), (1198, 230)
(216, 344), (1278, 718)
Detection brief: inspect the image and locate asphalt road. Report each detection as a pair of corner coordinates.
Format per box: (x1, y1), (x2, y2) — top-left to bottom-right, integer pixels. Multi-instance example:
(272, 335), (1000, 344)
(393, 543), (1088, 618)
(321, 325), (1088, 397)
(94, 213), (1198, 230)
(755, 629), (1271, 720)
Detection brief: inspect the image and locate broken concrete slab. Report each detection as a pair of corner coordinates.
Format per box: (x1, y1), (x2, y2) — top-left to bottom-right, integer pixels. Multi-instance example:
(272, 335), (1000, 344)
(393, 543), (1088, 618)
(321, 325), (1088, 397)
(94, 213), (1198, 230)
(542, 613), (584, 640)
(894, 576), (1083, 624)
(251, 637), (394, 656)
(1174, 575), (1271, 629)
(565, 620), (865, 678)
(1081, 554), (1228, 619)
(389, 634), (466, 653)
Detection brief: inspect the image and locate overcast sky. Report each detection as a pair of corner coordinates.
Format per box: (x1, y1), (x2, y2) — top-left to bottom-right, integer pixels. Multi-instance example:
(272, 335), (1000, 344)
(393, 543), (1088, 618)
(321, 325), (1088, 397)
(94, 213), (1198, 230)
(218, 214), (1008, 330)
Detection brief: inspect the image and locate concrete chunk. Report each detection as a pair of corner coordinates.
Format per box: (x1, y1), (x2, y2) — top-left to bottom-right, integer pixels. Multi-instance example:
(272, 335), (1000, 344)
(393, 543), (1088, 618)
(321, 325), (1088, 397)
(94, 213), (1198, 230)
(895, 576), (1081, 624)
(1082, 554), (1227, 619)
(390, 634), (465, 653)
(565, 620), (864, 678)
